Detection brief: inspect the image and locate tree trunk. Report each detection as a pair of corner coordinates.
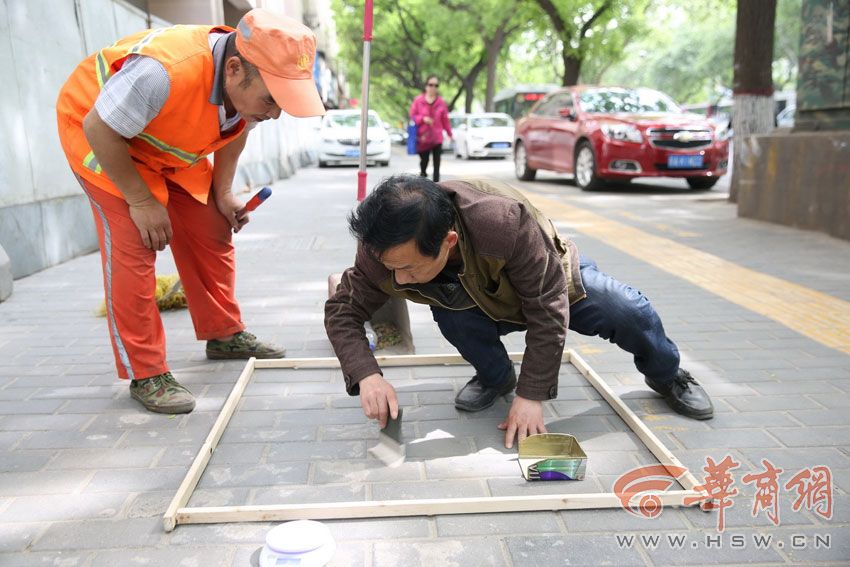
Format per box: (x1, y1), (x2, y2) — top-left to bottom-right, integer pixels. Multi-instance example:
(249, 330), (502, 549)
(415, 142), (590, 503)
(563, 54), (581, 86)
(729, 0), (777, 203)
(484, 28), (508, 111)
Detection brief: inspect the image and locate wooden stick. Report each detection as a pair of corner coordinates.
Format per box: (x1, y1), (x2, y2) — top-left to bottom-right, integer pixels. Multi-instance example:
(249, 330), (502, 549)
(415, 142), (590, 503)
(162, 357), (257, 532)
(165, 349), (702, 530)
(568, 350), (703, 491)
(175, 489), (702, 524)
(254, 351), (568, 369)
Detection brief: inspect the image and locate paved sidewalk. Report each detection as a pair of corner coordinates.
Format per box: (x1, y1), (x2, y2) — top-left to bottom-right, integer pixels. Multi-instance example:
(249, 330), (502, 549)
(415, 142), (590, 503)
(1, 150), (848, 566)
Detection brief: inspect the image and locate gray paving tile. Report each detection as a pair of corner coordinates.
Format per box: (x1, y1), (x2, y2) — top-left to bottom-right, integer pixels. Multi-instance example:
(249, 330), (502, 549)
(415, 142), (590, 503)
(436, 511), (561, 536)
(46, 446), (161, 469)
(560, 507), (690, 532)
(0, 432), (23, 450)
(0, 470), (92, 497)
(769, 426), (850, 447)
(31, 518), (162, 551)
(703, 410), (800, 429)
(0, 493), (126, 523)
(488, 476), (603, 497)
(0, 522), (49, 553)
(0, 450), (53, 472)
(324, 517), (431, 541)
(250, 483), (365, 505)
(312, 460), (423, 484)
(19, 430), (123, 450)
(506, 534), (645, 566)
(725, 395), (825, 412)
(197, 463), (310, 489)
(671, 429), (783, 450)
(83, 467), (186, 493)
(787, 408), (850, 426)
(219, 425), (317, 444)
(371, 479), (487, 500)
(0, 414), (92, 431)
(165, 522), (273, 546)
(0, 551), (93, 566)
(266, 440), (366, 462)
(374, 537), (508, 567)
(89, 548), (234, 567)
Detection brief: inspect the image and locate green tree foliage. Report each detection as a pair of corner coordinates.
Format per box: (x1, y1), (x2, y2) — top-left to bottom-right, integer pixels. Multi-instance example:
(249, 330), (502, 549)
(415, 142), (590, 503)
(331, 0), (802, 118)
(332, 0), (527, 125)
(598, 0), (800, 105)
(530, 0), (650, 86)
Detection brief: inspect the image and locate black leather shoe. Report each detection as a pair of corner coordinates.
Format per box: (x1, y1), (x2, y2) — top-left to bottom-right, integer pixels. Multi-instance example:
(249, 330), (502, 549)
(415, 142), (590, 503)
(646, 369), (714, 420)
(455, 367), (517, 412)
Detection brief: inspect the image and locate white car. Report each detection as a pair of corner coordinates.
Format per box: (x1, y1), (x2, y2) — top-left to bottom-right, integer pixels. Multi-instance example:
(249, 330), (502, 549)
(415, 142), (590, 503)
(317, 110), (391, 167)
(453, 112), (515, 159)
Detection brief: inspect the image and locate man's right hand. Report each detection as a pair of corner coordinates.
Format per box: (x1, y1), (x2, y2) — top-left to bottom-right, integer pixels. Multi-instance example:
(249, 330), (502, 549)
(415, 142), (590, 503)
(358, 373), (398, 428)
(128, 197), (172, 251)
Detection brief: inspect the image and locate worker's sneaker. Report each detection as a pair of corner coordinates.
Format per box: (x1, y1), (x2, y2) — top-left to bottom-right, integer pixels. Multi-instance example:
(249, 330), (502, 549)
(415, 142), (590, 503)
(455, 366), (517, 412)
(646, 369), (713, 420)
(206, 330), (286, 360)
(129, 372), (195, 414)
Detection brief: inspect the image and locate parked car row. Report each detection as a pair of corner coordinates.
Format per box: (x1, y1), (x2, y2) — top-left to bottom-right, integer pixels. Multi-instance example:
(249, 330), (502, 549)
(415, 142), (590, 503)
(513, 86), (731, 190)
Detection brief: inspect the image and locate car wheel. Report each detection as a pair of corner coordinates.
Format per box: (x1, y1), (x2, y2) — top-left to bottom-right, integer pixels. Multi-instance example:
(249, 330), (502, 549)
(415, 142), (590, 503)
(574, 142), (605, 191)
(514, 141), (536, 181)
(381, 161), (390, 167)
(686, 177), (719, 190)
(318, 160), (328, 168)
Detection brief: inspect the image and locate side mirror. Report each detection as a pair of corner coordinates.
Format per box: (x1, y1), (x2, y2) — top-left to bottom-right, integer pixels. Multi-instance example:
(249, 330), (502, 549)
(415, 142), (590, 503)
(558, 107), (575, 120)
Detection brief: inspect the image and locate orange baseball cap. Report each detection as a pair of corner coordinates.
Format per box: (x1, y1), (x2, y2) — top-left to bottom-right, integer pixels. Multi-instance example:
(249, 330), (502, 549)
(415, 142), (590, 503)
(236, 8), (325, 117)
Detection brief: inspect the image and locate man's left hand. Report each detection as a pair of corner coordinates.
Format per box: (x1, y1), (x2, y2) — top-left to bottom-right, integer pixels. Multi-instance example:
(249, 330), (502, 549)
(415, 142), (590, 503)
(498, 396), (546, 449)
(215, 192), (249, 232)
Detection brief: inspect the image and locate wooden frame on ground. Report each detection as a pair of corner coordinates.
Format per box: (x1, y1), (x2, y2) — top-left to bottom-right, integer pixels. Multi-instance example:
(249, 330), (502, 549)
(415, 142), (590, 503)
(163, 350), (705, 531)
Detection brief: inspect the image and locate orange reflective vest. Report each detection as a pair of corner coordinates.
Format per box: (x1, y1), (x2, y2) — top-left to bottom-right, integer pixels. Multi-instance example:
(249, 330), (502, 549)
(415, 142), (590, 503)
(56, 25), (246, 205)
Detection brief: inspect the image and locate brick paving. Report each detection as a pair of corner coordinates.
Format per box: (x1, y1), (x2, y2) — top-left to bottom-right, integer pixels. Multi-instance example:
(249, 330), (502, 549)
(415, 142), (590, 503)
(0, 149), (848, 565)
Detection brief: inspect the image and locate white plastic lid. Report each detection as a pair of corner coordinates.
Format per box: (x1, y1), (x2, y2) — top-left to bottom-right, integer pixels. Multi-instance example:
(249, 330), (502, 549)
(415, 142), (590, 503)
(265, 520), (333, 554)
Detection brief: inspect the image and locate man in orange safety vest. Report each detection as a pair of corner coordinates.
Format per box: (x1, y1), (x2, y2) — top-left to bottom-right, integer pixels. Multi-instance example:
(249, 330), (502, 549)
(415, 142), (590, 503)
(56, 9), (325, 413)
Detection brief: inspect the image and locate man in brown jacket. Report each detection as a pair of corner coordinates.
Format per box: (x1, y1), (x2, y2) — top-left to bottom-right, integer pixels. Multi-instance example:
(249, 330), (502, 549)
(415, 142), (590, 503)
(325, 176), (713, 449)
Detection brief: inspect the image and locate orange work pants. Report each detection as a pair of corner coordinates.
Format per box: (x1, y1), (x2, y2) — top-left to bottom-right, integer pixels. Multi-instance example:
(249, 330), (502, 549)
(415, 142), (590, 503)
(78, 177), (244, 380)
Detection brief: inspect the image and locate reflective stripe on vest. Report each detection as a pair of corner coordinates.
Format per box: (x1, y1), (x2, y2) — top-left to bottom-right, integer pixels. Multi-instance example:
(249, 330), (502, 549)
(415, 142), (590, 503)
(94, 50), (111, 87)
(136, 132), (201, 164)
(83, 150), (102, 174)
(129, 28), (168, 54)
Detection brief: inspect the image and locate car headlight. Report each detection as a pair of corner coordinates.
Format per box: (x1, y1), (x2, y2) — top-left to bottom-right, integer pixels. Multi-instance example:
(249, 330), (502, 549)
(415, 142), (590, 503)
(714, 122), (731, 141)
(600, 123), (643, 143)
(321, 137), (336, 143)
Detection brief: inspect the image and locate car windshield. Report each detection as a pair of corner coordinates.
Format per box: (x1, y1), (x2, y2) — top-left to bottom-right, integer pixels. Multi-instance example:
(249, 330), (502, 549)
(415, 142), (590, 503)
(579, 89), (682, 114)
(470, 116), (513, 128)
(326, 114), (381, 128)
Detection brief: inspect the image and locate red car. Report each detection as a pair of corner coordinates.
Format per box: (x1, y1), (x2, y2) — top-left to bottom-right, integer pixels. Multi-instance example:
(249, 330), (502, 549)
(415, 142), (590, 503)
(513, 86), (730, 190)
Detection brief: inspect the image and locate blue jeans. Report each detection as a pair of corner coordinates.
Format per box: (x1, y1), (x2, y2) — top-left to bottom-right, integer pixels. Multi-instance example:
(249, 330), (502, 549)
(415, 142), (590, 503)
(430, 257), (680, 389)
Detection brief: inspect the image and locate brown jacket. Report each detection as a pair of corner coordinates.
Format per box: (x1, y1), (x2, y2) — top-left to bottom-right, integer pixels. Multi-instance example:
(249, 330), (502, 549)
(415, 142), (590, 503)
(324, 178), (586, 400)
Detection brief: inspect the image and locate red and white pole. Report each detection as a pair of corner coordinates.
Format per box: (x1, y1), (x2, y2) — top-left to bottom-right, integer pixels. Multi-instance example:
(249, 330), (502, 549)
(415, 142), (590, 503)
(357, 0), (374, 201)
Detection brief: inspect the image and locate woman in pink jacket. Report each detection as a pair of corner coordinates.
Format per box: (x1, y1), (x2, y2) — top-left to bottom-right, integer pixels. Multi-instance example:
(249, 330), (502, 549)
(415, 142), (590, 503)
(409, 75), (453, 181)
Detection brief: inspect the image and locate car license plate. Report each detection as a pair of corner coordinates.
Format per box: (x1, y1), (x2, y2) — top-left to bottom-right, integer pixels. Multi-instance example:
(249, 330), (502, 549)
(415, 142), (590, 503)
(345, 149), (360, 157)
(667, 154), (703, 168)
(492, 142), (510, 149)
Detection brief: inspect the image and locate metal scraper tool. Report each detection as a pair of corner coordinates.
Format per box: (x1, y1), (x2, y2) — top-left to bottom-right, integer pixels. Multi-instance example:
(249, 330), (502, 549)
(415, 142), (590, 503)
(368, 407), (405, 468)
